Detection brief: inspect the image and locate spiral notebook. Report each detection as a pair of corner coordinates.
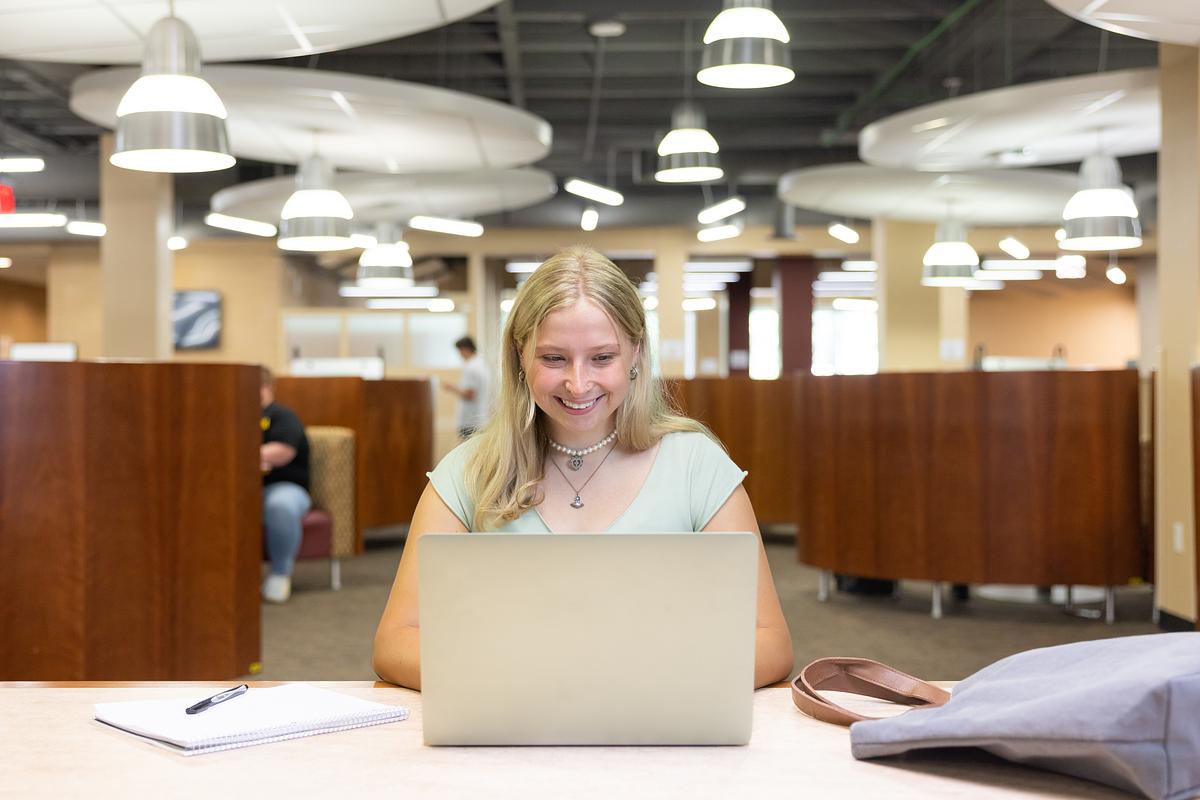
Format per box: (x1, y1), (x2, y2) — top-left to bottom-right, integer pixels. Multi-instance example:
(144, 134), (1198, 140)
(94, 683), (409, 756)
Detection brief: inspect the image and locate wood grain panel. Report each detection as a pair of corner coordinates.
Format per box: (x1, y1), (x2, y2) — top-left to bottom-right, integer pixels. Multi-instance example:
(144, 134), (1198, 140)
(926, 373), (986, 583)
(0, 362), (260, 680)
(873, 373), (933, 580)
(275, 377), (435, 548)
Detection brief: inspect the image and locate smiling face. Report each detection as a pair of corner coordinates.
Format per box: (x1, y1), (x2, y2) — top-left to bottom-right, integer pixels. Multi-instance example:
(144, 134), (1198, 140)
(525, 298), (638, 446)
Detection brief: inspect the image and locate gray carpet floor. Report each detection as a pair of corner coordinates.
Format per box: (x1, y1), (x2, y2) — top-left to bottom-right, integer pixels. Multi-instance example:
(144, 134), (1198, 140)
(257, 531), (1158, 682)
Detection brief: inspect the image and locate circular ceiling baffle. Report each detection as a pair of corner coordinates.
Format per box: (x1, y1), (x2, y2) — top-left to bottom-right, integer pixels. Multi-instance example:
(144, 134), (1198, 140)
(0, 0), (498, 62)
(210, 168), (559, 227)
(777, 163), (1078, 225)
(1045, 1), (1200, 46)
(70, 66), (553, 174)
(859, 69), (1159, 172)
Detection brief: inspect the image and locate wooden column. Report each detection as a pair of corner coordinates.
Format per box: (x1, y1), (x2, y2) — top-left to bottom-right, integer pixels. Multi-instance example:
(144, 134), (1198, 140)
(776, 257), (817, 374)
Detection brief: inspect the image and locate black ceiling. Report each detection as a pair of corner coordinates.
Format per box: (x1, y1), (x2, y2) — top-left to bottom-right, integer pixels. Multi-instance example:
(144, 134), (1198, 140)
(0, 0), (1159, 228)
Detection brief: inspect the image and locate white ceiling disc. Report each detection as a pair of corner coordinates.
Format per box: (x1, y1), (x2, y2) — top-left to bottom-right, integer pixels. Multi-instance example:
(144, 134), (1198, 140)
(777, 163), (1079, 225)
(210, 168), (558, 225)
(1045, 1), (1200, 46)
(860, 68), (1159, 171)
(0, 0), (498, 62)
(70, 65), (553, 173)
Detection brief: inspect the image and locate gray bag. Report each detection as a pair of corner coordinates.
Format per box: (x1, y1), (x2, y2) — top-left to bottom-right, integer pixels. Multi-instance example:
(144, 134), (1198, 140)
(791, 633), (1200, 800)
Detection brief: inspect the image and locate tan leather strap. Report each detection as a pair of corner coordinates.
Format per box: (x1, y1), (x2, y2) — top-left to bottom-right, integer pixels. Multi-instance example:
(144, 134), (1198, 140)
(791, 657), (951, 726)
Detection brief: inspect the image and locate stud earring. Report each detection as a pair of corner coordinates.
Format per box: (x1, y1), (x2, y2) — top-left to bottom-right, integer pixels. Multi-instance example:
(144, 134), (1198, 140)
(629, 366), (639, 381)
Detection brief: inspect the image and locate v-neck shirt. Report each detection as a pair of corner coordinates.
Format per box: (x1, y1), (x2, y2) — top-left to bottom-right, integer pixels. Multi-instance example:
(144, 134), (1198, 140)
(428, 431), (747, 533)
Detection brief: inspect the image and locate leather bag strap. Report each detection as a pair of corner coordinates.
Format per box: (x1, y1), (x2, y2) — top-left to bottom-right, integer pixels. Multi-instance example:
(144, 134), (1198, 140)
(791, 657), (952, 726)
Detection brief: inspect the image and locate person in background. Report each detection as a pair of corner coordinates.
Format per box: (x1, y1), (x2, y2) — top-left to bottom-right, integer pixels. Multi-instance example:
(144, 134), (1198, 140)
(260, 366), (311, 604)
(442, 336), (490, 440)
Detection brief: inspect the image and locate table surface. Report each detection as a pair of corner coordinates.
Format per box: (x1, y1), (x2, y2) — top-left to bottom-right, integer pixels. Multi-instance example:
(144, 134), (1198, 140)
(1, 682), (1130, 799)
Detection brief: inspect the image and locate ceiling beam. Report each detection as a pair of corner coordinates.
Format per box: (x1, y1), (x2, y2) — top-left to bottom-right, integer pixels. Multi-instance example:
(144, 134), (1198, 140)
(494, 0), (526, 108)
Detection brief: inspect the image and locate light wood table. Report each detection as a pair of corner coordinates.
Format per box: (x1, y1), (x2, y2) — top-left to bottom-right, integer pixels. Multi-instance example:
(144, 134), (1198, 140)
(2, 682), (1129, 798)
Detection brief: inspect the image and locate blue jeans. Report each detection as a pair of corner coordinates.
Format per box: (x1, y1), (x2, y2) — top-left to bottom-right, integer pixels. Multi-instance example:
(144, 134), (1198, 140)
(263, 482), (312, 577)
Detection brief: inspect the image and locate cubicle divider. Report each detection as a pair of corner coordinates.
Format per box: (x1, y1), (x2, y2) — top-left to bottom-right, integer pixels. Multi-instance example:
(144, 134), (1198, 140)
(0, 361), (261, 680)
(676, 371), (1147, 588)
(274, 377), (434, 548)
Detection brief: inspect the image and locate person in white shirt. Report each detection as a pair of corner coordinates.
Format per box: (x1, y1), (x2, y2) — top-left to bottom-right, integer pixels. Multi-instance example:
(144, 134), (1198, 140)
(442, 336), (489, 439)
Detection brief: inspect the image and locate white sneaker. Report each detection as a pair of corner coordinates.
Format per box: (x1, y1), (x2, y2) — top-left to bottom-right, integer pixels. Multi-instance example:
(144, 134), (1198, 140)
(262, 574), (292, 603)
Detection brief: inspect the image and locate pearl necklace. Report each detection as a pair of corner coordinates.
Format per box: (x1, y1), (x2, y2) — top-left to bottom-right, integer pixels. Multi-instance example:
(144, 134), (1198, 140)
(548, 430), (617, 471)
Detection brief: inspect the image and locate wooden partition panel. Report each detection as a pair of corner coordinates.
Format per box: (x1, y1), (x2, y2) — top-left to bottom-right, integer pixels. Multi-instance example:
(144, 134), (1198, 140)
(274, 377), (434, 546)
(673, 377), (798, 525)
(795, 370), (1143, 586)
(0, 362), (260, 680)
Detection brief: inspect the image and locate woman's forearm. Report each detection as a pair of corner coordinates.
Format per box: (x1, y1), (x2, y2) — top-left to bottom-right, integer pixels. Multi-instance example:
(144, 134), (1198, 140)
(754, 626), (795, 688)
(373, 625), (422, 690)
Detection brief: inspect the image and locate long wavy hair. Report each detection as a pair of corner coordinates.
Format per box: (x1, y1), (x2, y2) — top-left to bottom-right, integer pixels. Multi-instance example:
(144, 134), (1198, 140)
(465, 245), (709, 530)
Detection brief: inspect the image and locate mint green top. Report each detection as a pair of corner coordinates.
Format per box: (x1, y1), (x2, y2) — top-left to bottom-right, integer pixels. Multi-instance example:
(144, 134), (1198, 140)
(428, 431), (748, 533)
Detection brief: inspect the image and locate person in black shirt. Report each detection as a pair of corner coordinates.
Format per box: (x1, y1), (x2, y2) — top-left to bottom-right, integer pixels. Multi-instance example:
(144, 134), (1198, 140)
(260, 366), (311, 603)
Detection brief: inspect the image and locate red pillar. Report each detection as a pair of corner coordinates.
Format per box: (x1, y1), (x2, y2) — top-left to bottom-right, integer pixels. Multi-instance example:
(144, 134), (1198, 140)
(777, 256), (818, 375)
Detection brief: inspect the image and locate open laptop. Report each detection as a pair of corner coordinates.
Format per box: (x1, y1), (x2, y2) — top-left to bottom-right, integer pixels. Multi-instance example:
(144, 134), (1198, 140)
(418, 532), (759, 746)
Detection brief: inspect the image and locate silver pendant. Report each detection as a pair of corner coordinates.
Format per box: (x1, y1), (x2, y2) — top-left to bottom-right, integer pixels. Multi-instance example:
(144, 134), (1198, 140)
(570, 495), (584, 509)
(568, 456), (584, 471)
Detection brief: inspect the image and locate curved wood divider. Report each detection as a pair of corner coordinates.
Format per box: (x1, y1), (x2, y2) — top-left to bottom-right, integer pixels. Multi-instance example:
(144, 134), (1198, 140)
(0, 362), (261, 680)
(274, 377), (434, 549)
(676, 371), (1145, 587)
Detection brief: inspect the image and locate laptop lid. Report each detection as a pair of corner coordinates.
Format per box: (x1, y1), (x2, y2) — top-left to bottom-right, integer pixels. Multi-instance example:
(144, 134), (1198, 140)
(418, 532), (758, 746)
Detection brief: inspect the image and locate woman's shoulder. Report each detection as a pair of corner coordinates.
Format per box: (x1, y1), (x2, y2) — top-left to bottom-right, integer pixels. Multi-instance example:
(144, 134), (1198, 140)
(658, 429), (730, 462)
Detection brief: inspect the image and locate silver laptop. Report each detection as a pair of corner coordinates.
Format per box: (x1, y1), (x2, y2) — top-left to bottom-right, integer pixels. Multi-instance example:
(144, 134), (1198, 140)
(419, 532), (759, 746)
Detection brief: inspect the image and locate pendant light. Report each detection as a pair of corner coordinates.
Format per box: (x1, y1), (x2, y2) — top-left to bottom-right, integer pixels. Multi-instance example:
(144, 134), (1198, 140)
(1059, 154), (1141, 251)
(921, 220), (980, 287)
(698, 0), (794, 89)
(357, 223), (414, 290)
(111, 11), (234, 173)
(277, 156), (354, 252)
(656, 102), (723, 183)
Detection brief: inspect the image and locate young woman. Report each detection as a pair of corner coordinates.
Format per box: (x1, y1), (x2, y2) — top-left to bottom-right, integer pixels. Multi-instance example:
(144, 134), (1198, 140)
(373, 246), (794, 689)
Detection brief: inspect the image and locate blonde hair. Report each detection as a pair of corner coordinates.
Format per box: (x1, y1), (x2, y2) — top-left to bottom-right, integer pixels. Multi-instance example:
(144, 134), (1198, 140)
(465, 245), (709, 530)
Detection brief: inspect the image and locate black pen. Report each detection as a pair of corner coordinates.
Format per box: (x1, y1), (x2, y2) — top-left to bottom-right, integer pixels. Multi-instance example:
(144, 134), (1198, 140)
(185, 684), (249, 715)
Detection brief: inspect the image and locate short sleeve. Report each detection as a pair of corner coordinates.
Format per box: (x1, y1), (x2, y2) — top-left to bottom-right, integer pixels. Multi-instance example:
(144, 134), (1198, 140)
(265, 406), (304, 449)
(427, 440), (478, 529)
(684, 433), (749, 530)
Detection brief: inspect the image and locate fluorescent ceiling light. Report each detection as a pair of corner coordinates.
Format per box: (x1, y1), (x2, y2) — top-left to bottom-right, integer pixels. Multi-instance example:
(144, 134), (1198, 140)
(682, 297), (718, 311)
(0, 157), (45, 172)
(698, 1), (793, 89)
(0, 257), (11, 268)
(832, 298), (878, 312)
(827, 222), (860, 244)
(686, 260), (752, 272)
(408, 215), (484, 237)
(339, 285), (437, 298)
(350, 233), (378, 249)
(749, 287), (775, 298)
(505, 261), (542, 274)
(1055, 227), (1067, 242)
(981, 259), (1057, 271)
(840, 260), (877, 272)
(812, 282), (874, 296)
(366, 298), (454, 311)
(682, 280), (728, 293)
(500, 298), (515, 313)
(972, 268), (1041, 281)
(697, 196), (745, 224)
(683, 272), (742, 283)
(816, 271), (875, 283)
(580, 206), (598, 231)
(110, 17), (233, 173)
(1055, 254), (1087, 279)
(167, 235), (188, 251)
(961, 279), (1004, 290)
(66, 220), (106, 237)
(205, 212), (276, 237)
(1106, 265), (1127, 285)
(642, 296), (659, 311)
(997, 236), (1030, 260)
(696, 223), (741, 242)
(563, 178), (624, 206)
(0, 213), (67, 228)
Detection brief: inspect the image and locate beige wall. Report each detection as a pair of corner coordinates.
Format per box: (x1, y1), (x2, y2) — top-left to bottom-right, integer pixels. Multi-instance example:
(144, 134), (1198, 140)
(0, 277), (48, 349)
(969, 281), (1139, 368)
(47, 242), (104, 358)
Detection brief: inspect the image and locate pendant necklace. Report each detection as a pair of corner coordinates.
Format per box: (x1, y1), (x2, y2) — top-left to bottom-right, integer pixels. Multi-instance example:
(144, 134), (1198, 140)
(549, 444), (617, 509)
(548, 429), (617, 471)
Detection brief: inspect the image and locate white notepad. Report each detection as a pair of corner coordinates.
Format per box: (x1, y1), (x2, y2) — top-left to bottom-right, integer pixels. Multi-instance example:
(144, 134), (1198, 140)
(94, 683), (409, 756)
